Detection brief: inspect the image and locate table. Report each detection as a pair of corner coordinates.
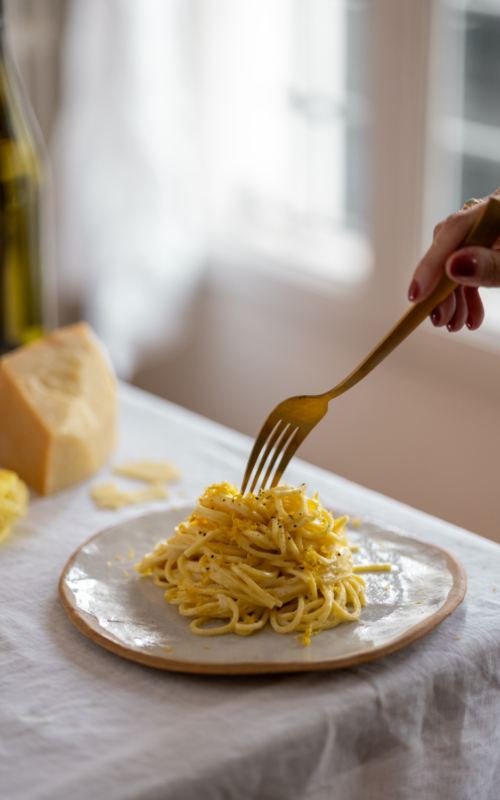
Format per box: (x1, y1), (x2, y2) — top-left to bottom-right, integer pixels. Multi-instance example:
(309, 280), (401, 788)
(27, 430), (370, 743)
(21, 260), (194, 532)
(2, 383), (500, 800)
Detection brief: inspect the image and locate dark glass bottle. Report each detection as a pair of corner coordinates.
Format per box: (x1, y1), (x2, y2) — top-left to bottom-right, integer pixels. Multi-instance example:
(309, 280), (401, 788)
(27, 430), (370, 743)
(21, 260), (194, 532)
(0, 0), (53, 354)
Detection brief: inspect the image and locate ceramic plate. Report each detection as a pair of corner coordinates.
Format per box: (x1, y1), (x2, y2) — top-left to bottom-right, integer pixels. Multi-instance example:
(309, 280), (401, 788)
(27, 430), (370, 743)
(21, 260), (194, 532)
(59, 508), (466, 674)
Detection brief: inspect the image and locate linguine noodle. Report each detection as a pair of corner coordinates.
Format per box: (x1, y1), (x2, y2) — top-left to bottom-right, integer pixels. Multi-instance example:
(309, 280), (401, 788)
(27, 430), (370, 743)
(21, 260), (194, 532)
(135, 482), (367, 642)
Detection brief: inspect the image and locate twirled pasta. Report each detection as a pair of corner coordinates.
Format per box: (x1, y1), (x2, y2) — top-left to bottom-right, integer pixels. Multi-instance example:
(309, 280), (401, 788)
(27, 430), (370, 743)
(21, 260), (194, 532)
(135, 482), (366, 641)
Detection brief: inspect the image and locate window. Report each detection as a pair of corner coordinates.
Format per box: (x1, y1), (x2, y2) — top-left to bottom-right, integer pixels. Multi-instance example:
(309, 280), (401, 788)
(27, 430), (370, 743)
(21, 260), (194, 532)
(197, 0), (372, 284)
(426, 0), (500, 336)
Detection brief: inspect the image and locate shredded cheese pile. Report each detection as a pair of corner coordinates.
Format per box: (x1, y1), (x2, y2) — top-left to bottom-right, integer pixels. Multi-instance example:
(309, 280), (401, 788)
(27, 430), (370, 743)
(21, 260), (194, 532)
(91, 481), (168, 510)
(90, 460), (181, 510)
(0, 469), (29, 545)
(112, 461), (181, 483)
(135, 482), (367, 641)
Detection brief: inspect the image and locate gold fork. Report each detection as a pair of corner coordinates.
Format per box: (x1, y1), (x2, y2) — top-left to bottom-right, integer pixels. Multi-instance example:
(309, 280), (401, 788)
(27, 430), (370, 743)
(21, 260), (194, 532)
(241, 197), (500, 495)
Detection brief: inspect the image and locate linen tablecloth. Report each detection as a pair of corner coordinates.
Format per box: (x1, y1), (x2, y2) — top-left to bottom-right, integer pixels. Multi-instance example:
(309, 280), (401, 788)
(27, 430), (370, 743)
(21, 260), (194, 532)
(2, 383), (500, 800)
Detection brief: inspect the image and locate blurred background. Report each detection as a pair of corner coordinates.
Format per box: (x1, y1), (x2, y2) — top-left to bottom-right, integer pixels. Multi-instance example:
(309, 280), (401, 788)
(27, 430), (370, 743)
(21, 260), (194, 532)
(8, 0), (500, 541)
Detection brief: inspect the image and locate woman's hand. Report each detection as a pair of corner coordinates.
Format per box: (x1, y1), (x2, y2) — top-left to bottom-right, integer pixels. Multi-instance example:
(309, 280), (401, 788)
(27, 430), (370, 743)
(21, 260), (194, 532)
(408, 190), (500, 332)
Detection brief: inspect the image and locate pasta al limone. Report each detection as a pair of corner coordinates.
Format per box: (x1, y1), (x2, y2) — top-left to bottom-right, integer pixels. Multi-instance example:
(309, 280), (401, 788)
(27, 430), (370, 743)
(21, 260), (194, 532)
(135, 482), (367, 641)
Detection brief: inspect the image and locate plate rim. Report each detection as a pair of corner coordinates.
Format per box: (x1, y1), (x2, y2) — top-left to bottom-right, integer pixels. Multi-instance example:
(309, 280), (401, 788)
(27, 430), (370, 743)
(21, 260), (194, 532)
(58, 509), (467, 675)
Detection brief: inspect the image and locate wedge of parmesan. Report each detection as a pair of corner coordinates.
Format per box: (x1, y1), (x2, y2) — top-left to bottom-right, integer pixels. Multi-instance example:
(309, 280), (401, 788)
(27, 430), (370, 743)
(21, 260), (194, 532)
(112, 461), (181, 483)
(90, 481), (168, 510)
(0, 323), (117, 495)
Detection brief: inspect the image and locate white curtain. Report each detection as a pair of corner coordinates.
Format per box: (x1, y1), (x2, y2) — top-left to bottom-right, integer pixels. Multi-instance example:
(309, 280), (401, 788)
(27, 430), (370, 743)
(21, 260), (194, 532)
(53, 0), (205, 378)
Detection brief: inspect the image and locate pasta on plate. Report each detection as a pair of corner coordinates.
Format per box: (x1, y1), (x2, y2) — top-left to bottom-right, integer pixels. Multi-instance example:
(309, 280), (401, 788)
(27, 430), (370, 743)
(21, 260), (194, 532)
(135, 482), (367, 642)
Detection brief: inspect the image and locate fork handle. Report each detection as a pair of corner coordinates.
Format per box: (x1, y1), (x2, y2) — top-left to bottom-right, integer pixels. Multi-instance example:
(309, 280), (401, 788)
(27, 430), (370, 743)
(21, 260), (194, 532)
(323, 197), (500, 402)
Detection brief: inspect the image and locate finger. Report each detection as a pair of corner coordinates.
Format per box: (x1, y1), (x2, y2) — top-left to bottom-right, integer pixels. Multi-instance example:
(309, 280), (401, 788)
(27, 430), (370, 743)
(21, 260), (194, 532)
(464, 287), (485, 330)
(431, 291), (456, 327)
(432, 220), (445, 241)
(445, 245), (500, 287)
(408, 196), (491, 303)
(446, 286), (468, 332)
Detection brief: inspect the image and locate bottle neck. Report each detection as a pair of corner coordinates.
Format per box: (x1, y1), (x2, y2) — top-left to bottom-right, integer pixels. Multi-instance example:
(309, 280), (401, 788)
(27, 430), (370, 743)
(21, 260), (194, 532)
(0, 2), (5, 54)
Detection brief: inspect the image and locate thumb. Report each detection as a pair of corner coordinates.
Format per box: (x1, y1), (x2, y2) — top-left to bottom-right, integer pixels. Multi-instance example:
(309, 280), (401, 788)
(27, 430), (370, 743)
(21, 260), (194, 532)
(445, 247), (500, 287)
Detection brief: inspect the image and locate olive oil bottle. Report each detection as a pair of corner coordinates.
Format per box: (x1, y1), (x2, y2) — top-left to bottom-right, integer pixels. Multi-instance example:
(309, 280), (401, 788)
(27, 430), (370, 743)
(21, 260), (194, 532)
(0, 0), (54, 354)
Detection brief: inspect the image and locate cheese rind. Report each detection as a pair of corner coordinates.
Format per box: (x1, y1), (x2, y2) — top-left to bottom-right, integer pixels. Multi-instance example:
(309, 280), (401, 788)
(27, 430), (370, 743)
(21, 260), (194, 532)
(0, 322), (117, 495)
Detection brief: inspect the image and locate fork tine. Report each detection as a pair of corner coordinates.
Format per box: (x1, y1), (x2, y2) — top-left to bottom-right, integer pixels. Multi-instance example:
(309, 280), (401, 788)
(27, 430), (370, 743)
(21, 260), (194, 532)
(270, 427), (309, 489)
(247, 419), (288, 495)
(241, 415), (284, 494)
(251, 423), (297, 494)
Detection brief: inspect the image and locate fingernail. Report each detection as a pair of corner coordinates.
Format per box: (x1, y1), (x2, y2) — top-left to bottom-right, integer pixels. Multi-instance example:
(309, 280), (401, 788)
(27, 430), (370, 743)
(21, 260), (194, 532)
(466, 316), (472, 329)
(431, 309), (440, 325)
(449, 254), (478, 279)
(408, 280), (419, 302)
(447, 322), (454, 332)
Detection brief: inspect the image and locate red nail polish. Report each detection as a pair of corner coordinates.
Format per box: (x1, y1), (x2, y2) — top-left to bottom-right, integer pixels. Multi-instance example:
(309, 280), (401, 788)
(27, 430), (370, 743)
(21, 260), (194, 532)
(450, 254), (478, 279)
(447, 322), (454, 332)
(408, 280), (419, 302)
(431, 309), (440, 325)
(466, 316), (472, 329)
